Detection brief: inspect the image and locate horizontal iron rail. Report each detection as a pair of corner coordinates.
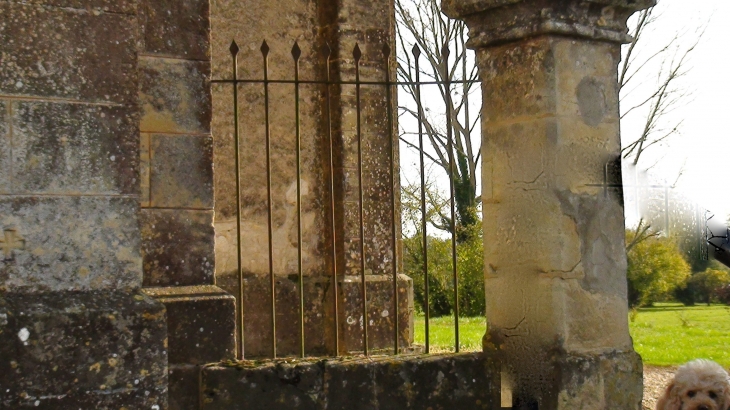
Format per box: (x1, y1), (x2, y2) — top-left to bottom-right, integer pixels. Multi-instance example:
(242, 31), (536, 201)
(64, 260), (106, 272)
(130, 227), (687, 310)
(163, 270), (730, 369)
(212, 79), (478, 85)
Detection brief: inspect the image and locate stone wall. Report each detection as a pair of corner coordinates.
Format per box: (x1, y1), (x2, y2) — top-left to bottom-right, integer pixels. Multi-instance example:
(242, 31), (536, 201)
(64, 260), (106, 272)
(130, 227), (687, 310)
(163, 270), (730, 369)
(211, 0), (410, 357)
(136, 1), (237, 408)
(0, 1), (167, 407)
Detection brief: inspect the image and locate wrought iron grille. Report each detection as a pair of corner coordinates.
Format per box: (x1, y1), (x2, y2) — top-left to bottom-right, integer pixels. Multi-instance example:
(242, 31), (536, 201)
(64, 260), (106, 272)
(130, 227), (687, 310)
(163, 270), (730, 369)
(212, 40), (478, 360)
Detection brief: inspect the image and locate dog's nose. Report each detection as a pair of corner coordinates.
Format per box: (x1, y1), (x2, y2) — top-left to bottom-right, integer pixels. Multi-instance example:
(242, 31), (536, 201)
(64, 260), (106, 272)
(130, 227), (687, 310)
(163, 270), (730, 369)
(697, 406), (709, 410)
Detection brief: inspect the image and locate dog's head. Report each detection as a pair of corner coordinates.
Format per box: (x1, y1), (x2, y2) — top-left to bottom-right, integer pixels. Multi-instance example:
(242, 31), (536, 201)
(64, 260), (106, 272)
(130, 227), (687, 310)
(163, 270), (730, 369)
(657, 359), (730, 410)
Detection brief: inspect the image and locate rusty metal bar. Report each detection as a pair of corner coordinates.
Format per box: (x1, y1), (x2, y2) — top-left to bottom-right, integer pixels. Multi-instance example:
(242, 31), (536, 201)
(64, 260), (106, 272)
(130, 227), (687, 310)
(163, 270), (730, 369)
(261, 40), (277, 359)
(230, 40), (245, 360)
(324, 43), (341, 356)
(383, 43), (399, 355)
(442, 44), (460, 353)
(213, 79), (478, 86)
(354, 43), (368, 356)
(292, 42), (305, 359)
(411, 44), (429, 354)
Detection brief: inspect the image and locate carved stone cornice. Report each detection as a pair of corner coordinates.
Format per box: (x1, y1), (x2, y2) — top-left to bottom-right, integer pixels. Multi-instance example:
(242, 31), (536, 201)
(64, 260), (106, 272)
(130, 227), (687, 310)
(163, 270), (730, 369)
(442, 0), (656, 48)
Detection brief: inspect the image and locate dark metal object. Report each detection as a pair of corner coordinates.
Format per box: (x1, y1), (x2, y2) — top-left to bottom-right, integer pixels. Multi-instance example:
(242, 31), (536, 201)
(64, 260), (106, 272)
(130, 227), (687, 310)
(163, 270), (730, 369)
(411, 44), (430, 354)
(442, 45), (460, 353)
(217, 39), (477, 359)
(383, 43), (399, 355)
(229, 41), (245, 360)
(323, 44), (341, 355)
(260, 40), (277, 359)
(292, 42), (305, 358)
(353, 44), (369, 356)
(212, 79), (476, 86)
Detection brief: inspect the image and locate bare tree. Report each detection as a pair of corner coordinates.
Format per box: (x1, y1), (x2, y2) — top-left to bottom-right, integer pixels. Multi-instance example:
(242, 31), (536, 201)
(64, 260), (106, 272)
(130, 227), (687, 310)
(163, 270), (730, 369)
(395, 0), (481, 241)
(620, 6), (705, 168)
(625, 218), (660, 253)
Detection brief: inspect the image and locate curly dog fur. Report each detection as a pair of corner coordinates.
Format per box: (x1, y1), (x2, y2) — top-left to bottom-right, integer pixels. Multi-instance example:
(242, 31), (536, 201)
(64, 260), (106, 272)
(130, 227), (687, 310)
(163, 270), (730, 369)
(656, 359), (730, 410)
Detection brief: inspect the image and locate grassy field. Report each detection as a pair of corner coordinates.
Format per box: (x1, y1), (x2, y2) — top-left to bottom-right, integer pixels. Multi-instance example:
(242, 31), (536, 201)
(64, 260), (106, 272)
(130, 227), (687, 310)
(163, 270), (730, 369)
(630, 303), (730, 367)
(413, 303), (730, 367)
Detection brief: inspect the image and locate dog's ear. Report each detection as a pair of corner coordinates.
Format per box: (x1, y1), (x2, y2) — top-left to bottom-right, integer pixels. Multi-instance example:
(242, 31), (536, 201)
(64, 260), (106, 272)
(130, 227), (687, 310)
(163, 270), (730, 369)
(656, 381), (680, 410)
(722, 382), (730, 410)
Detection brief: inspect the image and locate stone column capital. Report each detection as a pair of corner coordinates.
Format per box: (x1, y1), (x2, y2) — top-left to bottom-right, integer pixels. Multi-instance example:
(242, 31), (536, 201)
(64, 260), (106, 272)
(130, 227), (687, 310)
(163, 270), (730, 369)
(442, 0), (655, 48)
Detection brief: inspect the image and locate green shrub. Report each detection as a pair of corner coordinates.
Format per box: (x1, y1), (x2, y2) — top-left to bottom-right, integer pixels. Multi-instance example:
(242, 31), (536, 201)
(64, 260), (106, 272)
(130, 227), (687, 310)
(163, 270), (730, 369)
(626, 233), (691, 307)
(689, 268), (730, 305)
(675, 262), (730, 306)
(403, 231), (485, 317)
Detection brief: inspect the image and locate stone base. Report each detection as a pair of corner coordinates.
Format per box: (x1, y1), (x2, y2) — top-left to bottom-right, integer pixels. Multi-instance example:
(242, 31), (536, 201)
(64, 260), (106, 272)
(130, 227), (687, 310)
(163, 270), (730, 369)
(492, 347), (643, 410)
(169, 364), (202, 410)
(143, 285), (237, 410)
(0, 291), (168, 409)
(143, 285), (236, 365)
(200, 353), (496, 409)
(217, 274), (413, 357)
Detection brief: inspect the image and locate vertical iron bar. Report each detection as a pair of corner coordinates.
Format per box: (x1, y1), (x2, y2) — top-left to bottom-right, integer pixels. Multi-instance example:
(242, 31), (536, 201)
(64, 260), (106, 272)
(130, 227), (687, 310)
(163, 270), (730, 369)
(383, 43), (398, 355)
(443, 44), (460, 353)
(292, 42), (305, 358)
(230, 41), (244, 360)
(261, 40), (277, 359)
(354, 44), (368, 356)
(412, 45), (429, 354)
(324, 44), (340, 356)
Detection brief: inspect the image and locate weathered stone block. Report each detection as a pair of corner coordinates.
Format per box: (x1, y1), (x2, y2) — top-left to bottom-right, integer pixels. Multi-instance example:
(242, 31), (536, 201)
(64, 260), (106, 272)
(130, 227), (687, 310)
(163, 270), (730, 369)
(495, 348), (643, 409)
(442, 0), (656, 48)
(200, 353), (496, 409)
(219, 273), (413, 358)
(11, 0), (136, 14)
(169, 364), (203, 410)
(0, 197), (141, 292)
(0, 2), (137, 104)
(339, 274), (413, 353)
(0, 101), (9, 194)
(149, 133), (214, 209)
(232, 274), (330, 358)
(139, 0), (211, 60)
(11, 101), (138, 195)
(201, 360), (325, 410)
(0, 291), (167, 409)
(140, 57), (212, 134)
(140, 209), (215, 286)
(143, 285), (236, 365)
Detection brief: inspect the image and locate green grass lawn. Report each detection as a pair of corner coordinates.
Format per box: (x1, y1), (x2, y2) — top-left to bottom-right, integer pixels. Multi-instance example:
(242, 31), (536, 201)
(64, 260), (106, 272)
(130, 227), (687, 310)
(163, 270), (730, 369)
(413, 304), (730, 367)
(630, 303), (730, 367)
(413, 315), (485, 353)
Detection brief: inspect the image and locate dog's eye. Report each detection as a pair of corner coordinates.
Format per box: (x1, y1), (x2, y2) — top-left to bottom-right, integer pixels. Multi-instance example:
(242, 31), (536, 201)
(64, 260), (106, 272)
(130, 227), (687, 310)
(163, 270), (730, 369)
(688, 391), (696, 398)
(709, 391), (717, 399)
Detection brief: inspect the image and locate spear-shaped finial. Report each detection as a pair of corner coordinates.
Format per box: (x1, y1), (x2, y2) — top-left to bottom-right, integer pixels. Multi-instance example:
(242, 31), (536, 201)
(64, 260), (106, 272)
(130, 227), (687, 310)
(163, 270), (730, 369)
(291, 42), (301, 61)
(411, 44), (421, 59)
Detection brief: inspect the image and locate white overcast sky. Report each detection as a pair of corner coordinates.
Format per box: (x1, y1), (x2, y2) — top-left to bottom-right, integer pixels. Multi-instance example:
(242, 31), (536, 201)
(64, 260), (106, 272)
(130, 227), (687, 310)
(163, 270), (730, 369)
(623, 0), (730, 220)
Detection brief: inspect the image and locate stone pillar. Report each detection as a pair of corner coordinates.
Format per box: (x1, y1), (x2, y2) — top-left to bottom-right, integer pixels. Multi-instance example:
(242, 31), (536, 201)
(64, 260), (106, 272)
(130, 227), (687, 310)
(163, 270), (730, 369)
(0, 1), (166, 408)
(137, 0), (236, 408)
(441, 1), (654, 408)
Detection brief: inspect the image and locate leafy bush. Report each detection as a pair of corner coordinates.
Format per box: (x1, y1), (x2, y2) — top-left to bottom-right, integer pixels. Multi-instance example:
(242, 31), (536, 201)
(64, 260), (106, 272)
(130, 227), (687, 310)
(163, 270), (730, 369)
(626, 233), (691, 307)
(403, 231), (484, 317)
(675, 262), (730, 306)
(716, 284), (730, 305)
